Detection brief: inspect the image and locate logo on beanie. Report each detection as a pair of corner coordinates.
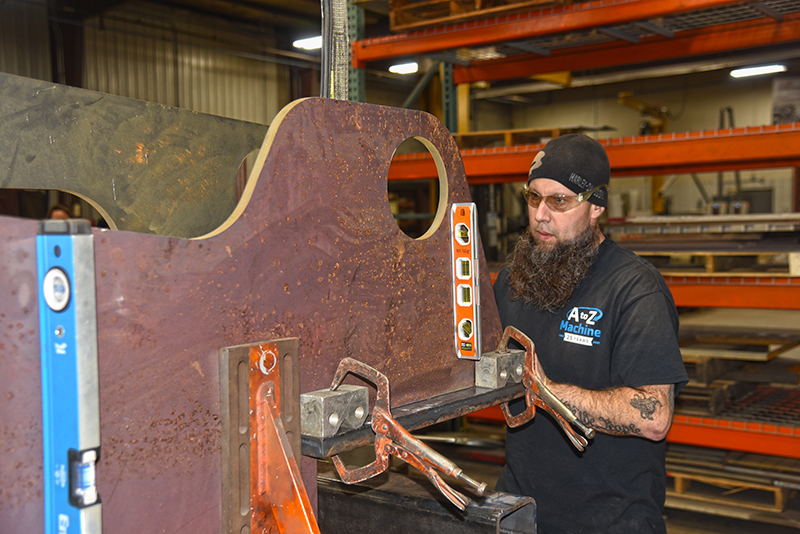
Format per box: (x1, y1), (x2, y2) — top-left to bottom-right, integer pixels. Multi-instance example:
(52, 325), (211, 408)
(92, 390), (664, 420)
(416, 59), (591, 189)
(529, 151), (545, 173)
(569, 172), (593, 190)
(568, 173), (605, 200)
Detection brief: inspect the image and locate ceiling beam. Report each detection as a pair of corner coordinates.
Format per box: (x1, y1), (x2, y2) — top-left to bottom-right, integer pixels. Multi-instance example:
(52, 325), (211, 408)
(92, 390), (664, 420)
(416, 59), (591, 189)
(352, 0), (744, 67)
(453, 15), (800, 84)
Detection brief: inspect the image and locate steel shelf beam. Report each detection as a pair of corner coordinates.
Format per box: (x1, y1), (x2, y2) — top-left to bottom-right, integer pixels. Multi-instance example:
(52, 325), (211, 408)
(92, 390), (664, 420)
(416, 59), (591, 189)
(454, 14), (800, 84)
(352, 0), (742, 68)
(469, 408), (800, 458)
(668, 415), (800, 459)
(387, 124), (800, 184)
(666, 276), (800, 310)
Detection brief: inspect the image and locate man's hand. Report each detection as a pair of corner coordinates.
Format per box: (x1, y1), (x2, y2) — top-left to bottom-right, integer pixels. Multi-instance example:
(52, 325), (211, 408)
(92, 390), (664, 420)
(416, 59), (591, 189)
(533, 352), (675, 441)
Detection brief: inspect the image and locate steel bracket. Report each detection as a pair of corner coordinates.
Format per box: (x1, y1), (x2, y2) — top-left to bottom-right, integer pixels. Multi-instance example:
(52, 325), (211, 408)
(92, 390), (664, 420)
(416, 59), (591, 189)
(220, 339), (319, 534)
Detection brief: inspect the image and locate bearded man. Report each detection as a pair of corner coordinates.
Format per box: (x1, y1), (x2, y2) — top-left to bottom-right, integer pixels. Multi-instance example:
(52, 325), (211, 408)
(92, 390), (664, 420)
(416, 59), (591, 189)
(492, 134), (688, 534)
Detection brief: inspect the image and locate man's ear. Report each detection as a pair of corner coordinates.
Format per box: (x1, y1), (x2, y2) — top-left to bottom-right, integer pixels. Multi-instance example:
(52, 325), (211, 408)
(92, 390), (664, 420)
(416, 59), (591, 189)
(590, 204), (606, 222)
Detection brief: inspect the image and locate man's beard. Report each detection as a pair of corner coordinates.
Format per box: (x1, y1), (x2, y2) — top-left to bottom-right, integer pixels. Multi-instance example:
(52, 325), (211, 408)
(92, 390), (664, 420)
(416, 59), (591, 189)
(506, 225), (600, 312)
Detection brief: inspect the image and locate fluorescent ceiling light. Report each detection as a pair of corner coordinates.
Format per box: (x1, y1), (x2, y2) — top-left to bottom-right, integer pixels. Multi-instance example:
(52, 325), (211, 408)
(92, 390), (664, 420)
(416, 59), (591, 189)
(293, 36), (322, 50)
(730, 64), (786, 78)
(389, 62), (418, 75)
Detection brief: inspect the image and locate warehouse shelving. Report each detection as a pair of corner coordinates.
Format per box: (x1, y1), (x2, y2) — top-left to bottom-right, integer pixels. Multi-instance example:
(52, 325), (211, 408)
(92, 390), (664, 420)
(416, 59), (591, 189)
(353, 0), (800, 84)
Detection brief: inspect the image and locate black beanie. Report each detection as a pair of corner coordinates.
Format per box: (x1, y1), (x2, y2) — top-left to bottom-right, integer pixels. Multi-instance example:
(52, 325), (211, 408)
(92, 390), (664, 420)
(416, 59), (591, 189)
(527, 134), (610, 208)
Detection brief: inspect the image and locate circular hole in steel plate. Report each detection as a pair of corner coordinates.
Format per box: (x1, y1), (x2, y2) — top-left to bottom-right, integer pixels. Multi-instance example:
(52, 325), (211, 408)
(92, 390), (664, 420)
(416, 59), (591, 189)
(387, 137), (448, 240)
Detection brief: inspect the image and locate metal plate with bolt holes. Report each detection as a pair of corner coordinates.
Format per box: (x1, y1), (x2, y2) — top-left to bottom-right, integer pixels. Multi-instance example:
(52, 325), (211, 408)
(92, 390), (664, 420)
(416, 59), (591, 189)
(301, 385), (369, 438)
(475, 349), (526, 389)
(220, 339), (300, 534)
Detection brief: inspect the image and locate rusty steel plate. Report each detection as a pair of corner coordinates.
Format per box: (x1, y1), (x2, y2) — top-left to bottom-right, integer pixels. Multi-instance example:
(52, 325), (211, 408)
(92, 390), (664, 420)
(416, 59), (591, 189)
(0, 72), (267, 237)
(0, 97), (502, 533)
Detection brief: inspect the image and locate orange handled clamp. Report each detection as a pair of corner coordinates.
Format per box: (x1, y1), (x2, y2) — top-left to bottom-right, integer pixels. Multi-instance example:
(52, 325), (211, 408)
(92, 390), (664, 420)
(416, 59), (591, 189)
(497, 326), (595, 451)
(328, 357), (487, 510)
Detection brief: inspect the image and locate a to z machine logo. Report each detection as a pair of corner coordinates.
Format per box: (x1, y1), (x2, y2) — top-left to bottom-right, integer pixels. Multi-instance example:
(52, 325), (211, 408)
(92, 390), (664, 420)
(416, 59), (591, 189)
(560, 306), (603, 347)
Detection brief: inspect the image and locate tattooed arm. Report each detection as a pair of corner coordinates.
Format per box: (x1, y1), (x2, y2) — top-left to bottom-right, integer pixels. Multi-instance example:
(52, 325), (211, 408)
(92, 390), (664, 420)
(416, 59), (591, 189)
(534, 355), (676, 440)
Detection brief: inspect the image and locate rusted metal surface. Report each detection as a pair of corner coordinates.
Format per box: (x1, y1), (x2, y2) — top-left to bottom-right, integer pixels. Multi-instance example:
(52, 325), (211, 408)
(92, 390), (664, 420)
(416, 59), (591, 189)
(0, 72), (267, 237)
(0, 97), (502, 533)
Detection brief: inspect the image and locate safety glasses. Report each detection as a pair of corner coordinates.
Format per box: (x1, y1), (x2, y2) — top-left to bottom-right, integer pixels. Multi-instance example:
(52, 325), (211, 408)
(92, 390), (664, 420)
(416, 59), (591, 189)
(522, 183), (607, 213)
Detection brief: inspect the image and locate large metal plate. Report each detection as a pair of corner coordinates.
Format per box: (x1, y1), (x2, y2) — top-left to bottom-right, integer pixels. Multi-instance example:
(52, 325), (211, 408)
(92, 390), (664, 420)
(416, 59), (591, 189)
(0, 72), (267, 237)
(0, 97), (502, 533)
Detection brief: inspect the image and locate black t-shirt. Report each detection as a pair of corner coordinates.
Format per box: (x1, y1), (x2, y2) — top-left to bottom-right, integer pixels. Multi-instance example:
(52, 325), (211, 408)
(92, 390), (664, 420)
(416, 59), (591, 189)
(493, 238), (688, 534)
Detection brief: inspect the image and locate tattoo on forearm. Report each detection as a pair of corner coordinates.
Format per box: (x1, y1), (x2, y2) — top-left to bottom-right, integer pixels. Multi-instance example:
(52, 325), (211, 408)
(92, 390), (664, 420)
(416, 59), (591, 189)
(563, 400), (595, 428)
(630, 393), (663, 420)
(598, 417), (643, 436)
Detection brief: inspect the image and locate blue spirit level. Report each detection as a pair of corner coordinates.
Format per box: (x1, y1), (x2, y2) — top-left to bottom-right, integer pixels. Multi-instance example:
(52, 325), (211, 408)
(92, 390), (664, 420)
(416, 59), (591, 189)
(37, 219), (102, 534)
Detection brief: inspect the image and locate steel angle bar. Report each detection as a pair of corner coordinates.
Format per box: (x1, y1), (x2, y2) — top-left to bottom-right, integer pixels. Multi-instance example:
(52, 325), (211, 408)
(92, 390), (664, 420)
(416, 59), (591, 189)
(635, 20), (676, 38)
(301, 383), (524, 458)
(219, 339), (317, 534)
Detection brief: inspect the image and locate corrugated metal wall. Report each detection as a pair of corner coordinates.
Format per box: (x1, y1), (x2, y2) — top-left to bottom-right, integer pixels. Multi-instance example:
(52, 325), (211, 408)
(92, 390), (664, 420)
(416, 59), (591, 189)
(83, 4), (286, 125)
(0, 0), (51, 81)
